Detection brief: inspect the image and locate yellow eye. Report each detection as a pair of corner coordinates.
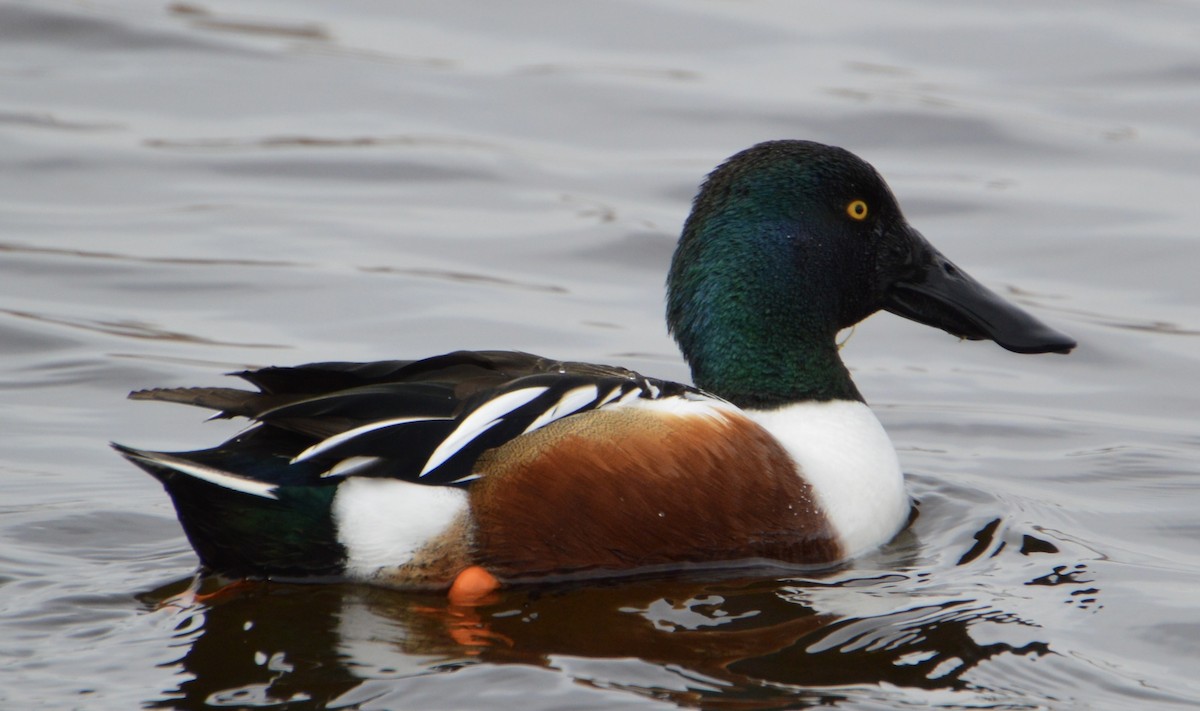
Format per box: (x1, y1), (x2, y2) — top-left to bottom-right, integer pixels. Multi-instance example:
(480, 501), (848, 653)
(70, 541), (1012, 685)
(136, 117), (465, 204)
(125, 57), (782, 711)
(846, 199), (869, 221)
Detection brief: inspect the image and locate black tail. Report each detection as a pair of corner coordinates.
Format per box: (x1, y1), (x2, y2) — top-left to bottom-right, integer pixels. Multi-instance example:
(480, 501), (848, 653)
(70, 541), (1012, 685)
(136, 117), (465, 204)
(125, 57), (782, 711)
(114, 443), (346, 579)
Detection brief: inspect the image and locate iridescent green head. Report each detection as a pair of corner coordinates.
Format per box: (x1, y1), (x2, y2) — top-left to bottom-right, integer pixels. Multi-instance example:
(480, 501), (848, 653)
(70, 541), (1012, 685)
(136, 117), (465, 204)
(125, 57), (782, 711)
(667, 141), (1074, 408)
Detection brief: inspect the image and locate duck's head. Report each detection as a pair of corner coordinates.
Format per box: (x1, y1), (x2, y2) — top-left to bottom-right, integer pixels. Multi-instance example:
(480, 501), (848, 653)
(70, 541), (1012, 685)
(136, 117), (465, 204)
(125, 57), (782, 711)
(666, 140), (1075, 408)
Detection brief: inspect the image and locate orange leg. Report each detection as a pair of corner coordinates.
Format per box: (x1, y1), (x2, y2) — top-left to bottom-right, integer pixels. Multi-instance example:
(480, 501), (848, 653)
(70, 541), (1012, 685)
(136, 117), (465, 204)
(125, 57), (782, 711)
(158, 578), (260, 609)
(447, 565), (501, 606)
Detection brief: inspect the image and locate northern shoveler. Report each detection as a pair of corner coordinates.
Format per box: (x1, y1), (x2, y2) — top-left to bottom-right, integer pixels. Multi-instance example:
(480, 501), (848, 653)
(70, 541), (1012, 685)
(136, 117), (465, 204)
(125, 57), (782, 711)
(116, 140), (1075, 600)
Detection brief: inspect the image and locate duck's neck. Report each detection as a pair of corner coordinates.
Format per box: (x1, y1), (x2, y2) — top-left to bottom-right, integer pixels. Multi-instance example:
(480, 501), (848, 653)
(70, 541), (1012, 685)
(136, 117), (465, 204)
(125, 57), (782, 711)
(666, 228), (863, 408)
(684, 325), (862, 409)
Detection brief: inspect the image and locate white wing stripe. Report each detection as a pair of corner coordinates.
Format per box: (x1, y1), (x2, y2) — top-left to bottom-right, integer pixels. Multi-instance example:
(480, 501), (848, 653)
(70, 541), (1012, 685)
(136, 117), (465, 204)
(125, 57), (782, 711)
(616, 387), (643, 406)
(128, 451), (278, 499)
(420, 386), (549, 476)
(521, 384), (599, 434)
(321, 456), (383, 479)
(292, 416), (449, 464)
(596, 384), (626, 407)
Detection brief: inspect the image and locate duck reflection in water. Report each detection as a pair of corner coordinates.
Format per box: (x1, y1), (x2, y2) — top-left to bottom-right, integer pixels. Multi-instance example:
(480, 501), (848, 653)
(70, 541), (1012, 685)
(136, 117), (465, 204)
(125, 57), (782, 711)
(142, 534), (1099, 710)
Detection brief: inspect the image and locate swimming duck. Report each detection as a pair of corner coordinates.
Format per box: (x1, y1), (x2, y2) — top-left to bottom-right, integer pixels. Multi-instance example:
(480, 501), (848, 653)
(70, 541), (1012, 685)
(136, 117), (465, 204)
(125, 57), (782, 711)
(116, 140), (1074, 599)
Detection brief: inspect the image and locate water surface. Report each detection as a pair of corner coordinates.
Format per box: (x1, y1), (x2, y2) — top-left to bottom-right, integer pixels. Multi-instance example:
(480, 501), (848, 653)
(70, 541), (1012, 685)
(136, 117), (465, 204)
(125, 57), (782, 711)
(2, 1), (1199, 709)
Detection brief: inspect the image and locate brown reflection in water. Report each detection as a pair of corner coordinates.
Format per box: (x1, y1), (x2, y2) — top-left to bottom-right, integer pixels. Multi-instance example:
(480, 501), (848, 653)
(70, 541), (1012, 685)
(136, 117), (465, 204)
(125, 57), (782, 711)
(139, 557), (1096, 709)
(0, 308), (283, 348)
(168, 3), (330, 41)
(0, 110), (122, 131)
(142, 580), (363, 709)
(363, 266), (568, 294)
(0, 241), (299, 268)
(142, 134), (494, 152)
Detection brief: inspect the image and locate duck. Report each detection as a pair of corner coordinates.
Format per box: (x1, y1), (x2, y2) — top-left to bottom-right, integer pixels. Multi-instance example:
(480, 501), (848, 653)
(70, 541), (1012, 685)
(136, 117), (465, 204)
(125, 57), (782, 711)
(115, 140), (1075, 601)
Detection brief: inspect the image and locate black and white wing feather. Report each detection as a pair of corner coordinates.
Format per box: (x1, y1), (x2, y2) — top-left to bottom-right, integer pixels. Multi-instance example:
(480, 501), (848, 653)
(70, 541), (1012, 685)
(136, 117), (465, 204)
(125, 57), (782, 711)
(127, 350), (720, 489)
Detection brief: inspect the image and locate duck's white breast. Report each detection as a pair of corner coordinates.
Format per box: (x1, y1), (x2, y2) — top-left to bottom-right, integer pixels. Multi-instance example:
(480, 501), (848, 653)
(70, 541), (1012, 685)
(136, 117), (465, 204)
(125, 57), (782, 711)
(745, 400), (910, 558)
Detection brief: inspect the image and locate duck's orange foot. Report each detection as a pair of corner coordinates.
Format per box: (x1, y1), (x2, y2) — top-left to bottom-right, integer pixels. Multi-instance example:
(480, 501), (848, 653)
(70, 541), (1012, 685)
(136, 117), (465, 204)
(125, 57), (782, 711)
(159, 578), (260, 610)
(194, 578), (261, 605)
(448, 565), (500, 607)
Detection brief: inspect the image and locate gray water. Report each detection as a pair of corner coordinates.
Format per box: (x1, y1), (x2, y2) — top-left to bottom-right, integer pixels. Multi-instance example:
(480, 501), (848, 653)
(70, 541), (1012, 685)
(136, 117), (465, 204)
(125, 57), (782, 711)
(2, 1), (1199, 709)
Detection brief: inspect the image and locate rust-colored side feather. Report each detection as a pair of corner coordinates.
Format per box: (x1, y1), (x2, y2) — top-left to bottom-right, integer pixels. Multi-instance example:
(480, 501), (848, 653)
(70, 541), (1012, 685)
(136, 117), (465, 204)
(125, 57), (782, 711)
(469, 407), (841, 579)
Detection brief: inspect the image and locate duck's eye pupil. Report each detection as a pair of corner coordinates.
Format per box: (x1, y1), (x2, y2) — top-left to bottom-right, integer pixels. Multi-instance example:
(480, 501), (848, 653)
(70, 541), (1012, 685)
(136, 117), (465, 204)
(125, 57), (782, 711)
(847, 200), (869, 221)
